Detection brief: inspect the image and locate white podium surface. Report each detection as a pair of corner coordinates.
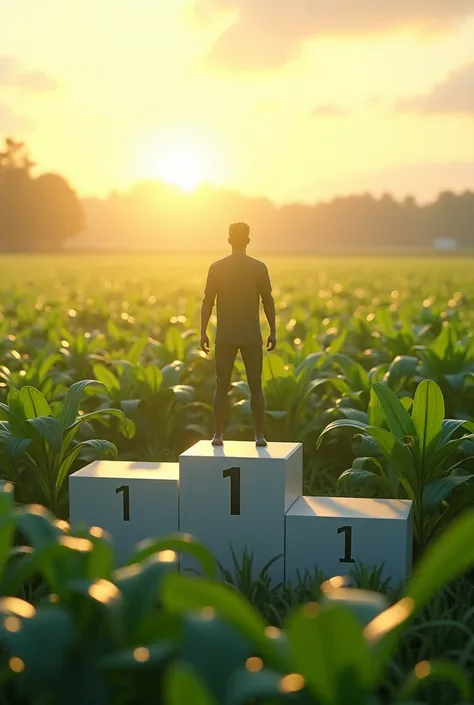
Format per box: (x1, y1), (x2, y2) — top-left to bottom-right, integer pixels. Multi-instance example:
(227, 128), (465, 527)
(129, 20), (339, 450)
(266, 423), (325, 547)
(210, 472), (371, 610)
(179, 440), (302, 582)
(285, 496), (413, 588)
(69, 461), (179, 566)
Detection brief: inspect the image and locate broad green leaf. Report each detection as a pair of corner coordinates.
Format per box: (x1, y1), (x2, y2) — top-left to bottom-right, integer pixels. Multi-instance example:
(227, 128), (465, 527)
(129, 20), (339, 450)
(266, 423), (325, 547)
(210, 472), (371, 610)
(93, 364), (120, 392)
(286, 603), (371, 704)
(162, 574), (283, 667)
(114, 554), (178, 639)
(101, 643), (175, 670)
(422, 475), (474, 514)
(181, 616), (252, 704)
(126, 335), (149, 365)
(19, 386), (51, 419)
(338, 467), (382, 491)
(143, 365), (163, 393)
(368, 386), (385, 428)
(411, 380), (444, 462)
(62, 408), (133, 451)
(56, 439), (118, 493)
(129, 535), (217, 580)
(226, 668), (296, 705)
(262, 354), (291, 385)
(6, 436), (31, 463)
(382, 355), (418, 389)
(59, 380), (107, 430)
(408, 509), (474, 611)
(430, 324), (455, 360)
(328, 353), (369, 391)
(165, 661), (216, 705)
(27, 416), (63, 453)
(372, 383), (416, 440)
(0, 604), (73, 688)
(161, 361), (185, 388)
(0, 482), (15, 576)
(317, 418), (368, 448)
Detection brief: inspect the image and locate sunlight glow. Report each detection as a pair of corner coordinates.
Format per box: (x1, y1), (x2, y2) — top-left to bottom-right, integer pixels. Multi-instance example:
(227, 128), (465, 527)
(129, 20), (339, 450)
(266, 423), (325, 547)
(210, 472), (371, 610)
(157, 148), (205, 192)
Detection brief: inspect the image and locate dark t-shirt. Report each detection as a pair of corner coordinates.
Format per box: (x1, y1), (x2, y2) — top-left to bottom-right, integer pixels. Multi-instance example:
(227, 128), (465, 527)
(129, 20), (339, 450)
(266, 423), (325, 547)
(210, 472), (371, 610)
(203, 254), (273, 345)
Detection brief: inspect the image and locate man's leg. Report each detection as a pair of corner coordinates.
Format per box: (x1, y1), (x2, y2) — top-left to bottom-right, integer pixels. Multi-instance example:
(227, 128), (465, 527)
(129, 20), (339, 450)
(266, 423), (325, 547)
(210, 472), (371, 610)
(241, 345), (266, 445)
(213, 344), (238, 445)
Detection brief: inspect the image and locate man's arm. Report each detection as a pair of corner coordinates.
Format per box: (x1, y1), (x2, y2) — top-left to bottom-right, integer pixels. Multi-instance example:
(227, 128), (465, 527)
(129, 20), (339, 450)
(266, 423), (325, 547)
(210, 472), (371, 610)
(260, 265), (276, 351)
(200, 265), (217, 354)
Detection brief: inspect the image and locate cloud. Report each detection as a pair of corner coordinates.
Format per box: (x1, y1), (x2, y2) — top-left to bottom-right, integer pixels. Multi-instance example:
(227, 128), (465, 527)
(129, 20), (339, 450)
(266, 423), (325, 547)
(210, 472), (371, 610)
(0, 56), (57, 91)
(312, 104), (346, 117)
(0, 104), (35, 131)
(196, 0), (474, 69)
(396, 62), (474, 114)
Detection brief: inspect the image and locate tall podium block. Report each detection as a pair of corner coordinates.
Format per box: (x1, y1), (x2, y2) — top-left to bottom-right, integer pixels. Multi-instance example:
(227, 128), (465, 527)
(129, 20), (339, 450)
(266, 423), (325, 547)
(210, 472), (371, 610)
(69, 461), (179, 566)
(285, 497), (413, 588)
(179, 441), (302, 582)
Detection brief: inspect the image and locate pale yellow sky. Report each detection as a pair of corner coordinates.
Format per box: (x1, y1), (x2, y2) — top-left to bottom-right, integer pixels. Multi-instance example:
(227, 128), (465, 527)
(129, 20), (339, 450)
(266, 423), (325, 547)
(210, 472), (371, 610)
(2, 0), (474, 203)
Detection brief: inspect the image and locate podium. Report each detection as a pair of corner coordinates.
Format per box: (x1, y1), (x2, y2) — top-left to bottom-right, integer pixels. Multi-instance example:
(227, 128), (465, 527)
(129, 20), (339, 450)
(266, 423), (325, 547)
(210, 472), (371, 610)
(179, 441), (303, 582)
(69, 461), (179, 566)
(68, 442), (414, 587)
(285, 496), (413, 588)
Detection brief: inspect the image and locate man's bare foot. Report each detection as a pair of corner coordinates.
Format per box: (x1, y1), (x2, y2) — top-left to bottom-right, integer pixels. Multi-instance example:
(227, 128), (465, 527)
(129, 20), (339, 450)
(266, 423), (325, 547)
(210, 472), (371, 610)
(211, 434), (224, 446)
(255, 435), (267, 447)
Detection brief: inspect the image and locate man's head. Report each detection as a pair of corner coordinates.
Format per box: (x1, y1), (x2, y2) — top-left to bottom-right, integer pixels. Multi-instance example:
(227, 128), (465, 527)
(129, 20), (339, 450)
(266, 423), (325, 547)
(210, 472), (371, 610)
(228, 222), (250, 251)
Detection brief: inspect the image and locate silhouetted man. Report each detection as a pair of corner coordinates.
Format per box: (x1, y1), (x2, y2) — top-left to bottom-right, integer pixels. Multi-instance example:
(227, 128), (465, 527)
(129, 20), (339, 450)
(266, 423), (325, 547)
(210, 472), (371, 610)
(200, 222), (276, 447)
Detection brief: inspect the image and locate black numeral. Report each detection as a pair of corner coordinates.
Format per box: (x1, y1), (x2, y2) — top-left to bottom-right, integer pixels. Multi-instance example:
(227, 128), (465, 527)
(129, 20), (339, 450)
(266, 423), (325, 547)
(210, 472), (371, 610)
(337, 525), (355, 563)
(116, 485), (130, 521)
(223, 467), (241, 515)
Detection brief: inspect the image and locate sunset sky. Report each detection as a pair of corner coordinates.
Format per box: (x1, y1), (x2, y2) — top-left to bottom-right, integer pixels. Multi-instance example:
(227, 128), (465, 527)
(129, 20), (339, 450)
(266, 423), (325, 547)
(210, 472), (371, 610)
(2, 0), (474, 204)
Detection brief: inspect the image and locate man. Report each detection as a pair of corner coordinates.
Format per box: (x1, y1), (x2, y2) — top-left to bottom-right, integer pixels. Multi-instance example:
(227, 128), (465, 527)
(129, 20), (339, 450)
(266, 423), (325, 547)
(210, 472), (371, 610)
(200, 222), (276, 447)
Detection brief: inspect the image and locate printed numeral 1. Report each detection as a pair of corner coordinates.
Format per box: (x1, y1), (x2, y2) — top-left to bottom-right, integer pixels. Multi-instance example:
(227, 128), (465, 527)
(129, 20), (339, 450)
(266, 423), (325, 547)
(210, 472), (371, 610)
(116, 485), (130, 521)
(337, 525), (355, 563)
(223, 467), (241, 515)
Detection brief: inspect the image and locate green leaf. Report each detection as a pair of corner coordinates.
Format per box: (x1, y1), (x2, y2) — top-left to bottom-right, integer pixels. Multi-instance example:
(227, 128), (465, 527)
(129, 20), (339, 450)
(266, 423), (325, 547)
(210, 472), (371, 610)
(59, 380), (107, 430)
(383, 355), (418, 389)
(100, 643), (175, 671)
(226, 668), (294, 705)
(409, 509), (474, 612)
(162, 574), (283, 667)
(113, 554), (179, 639)
(19, 386), (52, 419)
(0, 482), (15, 576)
(0, 604), (73, 688)
(411, 379), (445, 461)
(93, 364), (120, 392)
(338, 467), (381, 491)
(368, 386), (385, 428)
(56, 440), (117, 494)
(372, 382), (416, 440)
(317, 418), (368, 448)
(165, 661), (216, 705)
(286, 603), (371, 704)
(181, 616), (251, 704)
(328, 353), (370, 391)
(6, 436), (31, 463)
(422, 475), (474, 514)
(398, 659), (472, 702)
(27, 416), (63, 453)
(62, 408), (133, 451)
(161, 361), (185, 388)
(126, 335), (149, 365)
(129, 534), (217, 580)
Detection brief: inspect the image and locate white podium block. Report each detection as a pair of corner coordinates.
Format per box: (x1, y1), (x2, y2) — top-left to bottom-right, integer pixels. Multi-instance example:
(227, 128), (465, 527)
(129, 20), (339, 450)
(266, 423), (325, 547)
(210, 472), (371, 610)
(69, 461), (179, 566)
(285, 497), (413, 588)
(179, 441), (302, 582)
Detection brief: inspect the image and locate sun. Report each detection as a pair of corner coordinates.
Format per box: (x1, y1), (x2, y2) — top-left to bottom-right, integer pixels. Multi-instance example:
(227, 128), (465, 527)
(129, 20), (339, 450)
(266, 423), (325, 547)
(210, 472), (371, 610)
(157, 149), (204, 192)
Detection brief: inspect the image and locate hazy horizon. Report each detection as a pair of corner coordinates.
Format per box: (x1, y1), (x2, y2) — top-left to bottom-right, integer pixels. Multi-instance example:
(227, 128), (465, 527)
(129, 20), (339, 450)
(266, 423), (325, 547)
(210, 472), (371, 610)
(2, 1), (473, 204)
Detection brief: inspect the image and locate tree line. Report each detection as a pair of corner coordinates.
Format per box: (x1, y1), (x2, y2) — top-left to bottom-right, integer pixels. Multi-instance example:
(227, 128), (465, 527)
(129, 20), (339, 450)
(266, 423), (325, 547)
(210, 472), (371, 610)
(0, 138), (83, 252)
(0, 137), (472, 252)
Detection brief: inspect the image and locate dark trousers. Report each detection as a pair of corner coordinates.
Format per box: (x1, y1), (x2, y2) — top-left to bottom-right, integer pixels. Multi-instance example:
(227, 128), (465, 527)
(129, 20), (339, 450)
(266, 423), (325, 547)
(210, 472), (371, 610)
(213, 344), (264, 433)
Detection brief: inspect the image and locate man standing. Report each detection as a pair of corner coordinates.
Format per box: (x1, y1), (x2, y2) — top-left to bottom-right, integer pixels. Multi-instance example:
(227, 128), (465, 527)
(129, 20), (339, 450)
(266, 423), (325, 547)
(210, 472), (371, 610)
(200, 222), (276, 447)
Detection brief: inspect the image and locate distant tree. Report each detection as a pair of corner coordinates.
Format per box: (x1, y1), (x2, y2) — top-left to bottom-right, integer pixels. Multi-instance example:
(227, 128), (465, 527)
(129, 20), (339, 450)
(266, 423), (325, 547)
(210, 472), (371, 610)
(0, 137), (84, 252)
(30, 173), (84, 251)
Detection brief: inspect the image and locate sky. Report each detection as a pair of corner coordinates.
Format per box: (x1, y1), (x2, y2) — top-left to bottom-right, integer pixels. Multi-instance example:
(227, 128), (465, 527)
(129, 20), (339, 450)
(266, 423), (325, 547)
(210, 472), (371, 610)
(2, 0), (474, 204)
